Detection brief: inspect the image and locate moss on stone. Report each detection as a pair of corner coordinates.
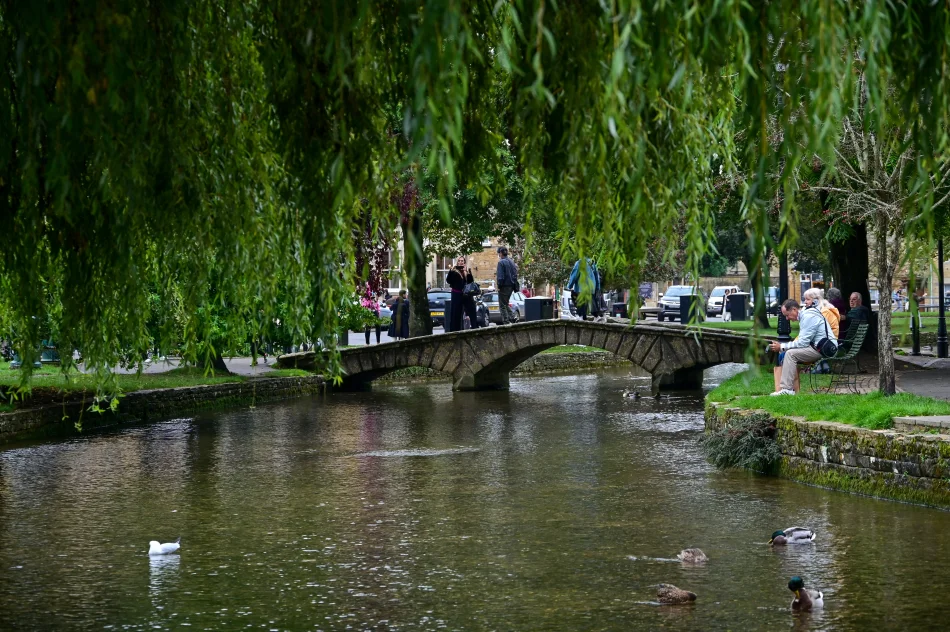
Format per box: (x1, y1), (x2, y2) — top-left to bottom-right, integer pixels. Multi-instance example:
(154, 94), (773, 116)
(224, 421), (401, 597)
(705, 402), (950, 509)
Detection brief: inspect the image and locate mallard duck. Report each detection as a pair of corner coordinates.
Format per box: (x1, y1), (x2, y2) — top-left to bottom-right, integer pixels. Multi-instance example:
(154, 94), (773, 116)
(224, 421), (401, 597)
(676, 548), (708, 564)
(621, 389), (641, 399)
(656, 584), (697, 604)
(769, 527), (816, 545)
(788, 576), (824, 611)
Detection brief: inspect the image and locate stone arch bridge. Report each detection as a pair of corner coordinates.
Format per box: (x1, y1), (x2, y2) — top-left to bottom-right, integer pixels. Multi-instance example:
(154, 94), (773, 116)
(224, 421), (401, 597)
(278, 321), (762, 392)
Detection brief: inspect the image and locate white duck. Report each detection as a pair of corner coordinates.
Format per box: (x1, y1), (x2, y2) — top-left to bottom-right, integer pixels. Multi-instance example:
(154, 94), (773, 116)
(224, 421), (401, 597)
(148, 537), (181, 555)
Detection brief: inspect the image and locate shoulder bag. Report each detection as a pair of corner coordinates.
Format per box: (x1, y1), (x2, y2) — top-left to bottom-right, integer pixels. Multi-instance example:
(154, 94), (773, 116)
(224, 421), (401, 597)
(809, 307), (839, 358)
(464, 281), (481, 297)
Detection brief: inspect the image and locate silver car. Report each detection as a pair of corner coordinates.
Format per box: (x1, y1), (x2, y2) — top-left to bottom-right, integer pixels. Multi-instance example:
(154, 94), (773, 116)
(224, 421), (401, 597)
(481, 291), (523, 323)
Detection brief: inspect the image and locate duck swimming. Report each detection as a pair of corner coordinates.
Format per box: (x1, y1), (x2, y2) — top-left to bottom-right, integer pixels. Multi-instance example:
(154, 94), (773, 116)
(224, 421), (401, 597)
(676, 548), (708, 564)
(769, 527), (816, 545)
(621, 390), (641, 399)
(788, 576), (824, 611)
(656, 584), (697, 604)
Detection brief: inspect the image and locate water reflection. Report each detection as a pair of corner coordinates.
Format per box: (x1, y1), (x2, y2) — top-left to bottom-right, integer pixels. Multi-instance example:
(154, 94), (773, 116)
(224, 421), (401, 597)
(1, 364), (950, 630)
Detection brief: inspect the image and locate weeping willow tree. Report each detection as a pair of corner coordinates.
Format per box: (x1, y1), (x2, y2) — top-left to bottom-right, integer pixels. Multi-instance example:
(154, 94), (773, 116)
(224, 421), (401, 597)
(3, 1), (950, 392)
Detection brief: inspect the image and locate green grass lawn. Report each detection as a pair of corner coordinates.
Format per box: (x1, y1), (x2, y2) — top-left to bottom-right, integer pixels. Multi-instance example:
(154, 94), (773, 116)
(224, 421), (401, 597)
(708, 370), (950, 430)
(695, 318), (799, 335)
(0, 362), (313, 410)
(540, 345), (608, 354)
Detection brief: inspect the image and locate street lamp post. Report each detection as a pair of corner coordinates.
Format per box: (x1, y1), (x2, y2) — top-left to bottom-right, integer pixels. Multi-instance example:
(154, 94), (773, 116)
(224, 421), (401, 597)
(938, 238), (948, 358)
(777, 249), (792, 343)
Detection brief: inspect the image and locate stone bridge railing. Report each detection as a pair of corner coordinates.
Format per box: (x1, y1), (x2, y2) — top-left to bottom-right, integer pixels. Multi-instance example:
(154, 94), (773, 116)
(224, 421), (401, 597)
(278, 321), (762, 392)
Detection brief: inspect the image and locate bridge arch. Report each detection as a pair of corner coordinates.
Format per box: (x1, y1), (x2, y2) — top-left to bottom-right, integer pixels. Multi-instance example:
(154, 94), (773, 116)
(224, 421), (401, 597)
(278, 321), (753, 393)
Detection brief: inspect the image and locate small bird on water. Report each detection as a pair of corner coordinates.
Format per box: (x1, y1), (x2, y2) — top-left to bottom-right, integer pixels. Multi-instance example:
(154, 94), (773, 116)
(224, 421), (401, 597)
(656, 584), (697, 604)
(676, 548), (708, 564)
(769, 527), (816, 545)
(788, 576), (824, 611)
(621, 389), (641, 399)
(148, 537), (181, 555)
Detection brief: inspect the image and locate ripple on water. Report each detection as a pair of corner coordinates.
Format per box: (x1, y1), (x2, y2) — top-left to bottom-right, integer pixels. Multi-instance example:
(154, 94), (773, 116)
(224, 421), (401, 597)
(350, 447), (481, 458)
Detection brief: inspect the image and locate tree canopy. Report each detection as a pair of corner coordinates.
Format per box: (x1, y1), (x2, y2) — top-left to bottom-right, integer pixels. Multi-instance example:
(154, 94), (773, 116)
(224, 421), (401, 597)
(3, 1), (950, 382)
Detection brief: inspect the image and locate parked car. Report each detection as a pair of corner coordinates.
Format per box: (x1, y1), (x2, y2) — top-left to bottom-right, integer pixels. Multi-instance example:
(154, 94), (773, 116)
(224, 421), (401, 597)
(750, 286), (780, 315)
(427, 289), (452, 327)
(481, 291), (522, 323)
(464, 296), (491, 328)
(657, 285), (706, 321)
(706, 285), (741, 316)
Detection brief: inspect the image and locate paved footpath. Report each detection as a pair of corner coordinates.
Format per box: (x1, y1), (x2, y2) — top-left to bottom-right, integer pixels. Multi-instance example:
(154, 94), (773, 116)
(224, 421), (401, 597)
(896, 354), (950, 401)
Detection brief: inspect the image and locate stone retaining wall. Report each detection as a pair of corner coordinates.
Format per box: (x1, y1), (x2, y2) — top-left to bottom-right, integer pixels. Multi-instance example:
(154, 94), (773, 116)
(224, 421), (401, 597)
(0, 375), (326, 446)
(706, 403), (950, 509)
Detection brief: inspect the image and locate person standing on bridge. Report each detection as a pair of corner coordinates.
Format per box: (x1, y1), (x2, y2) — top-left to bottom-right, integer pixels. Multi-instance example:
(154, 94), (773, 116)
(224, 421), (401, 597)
(388, 289), (410, 340)
(495, 246), (519, 325)
(447, 256), (481, 332)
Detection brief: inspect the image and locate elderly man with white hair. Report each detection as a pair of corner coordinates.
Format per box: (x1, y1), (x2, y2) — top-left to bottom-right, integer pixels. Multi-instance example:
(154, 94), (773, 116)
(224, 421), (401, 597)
(768, 288), (830, 395)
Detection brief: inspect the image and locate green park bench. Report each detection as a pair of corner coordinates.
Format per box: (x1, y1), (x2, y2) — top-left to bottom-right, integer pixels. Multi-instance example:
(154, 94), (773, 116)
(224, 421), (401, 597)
(804, 322), (869, 395)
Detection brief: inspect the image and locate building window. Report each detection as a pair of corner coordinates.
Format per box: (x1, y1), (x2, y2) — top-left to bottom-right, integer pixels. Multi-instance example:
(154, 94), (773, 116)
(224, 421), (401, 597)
(434, 256), (454, 288)
(382, 250), (401, 290)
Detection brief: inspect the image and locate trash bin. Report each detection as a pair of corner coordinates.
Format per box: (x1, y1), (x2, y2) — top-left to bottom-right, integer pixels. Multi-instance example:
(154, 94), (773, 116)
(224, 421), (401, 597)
(726, 293), (750, 321)
(611, 302), (628, 318)
(443, 299), (455, 332)
(679, 295), (705, 323)
(524, 296), (555, 321)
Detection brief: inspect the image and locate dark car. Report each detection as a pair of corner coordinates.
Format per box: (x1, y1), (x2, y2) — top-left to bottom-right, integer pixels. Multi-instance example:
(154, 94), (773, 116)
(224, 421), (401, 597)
(427, 289), (452, 327)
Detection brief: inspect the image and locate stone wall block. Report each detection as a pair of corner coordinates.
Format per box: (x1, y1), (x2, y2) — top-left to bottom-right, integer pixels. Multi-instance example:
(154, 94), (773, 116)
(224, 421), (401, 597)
(617, 335), (639, 360)
(704, 341), (721, 364)
(515, 330), (532, 349)
(578, 327), (595, 348)
(541, 327), (557, 345)
(604, 331), (624, 355)
(565, 326), (581, 346)
(431, 344), (452, 372)
(590, 330), (608, 351)
(440, 342), (465, 375)
(418, 345), (437, 370)
(556, 325), (568, 345)
(640, 338), (665, 373)
(630, 335), (657, 366)
(527, 327), (542, 347)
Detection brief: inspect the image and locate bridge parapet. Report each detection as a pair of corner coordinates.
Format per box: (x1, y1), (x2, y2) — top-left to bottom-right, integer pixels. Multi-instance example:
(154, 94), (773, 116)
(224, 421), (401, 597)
(277, 321), (765, 392)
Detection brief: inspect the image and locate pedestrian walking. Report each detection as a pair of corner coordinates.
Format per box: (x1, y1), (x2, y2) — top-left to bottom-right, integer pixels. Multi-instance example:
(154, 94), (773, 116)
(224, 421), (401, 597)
(362, 289), (382, 344)
(495, 246), (519, 325)
(567, 257), (599, 320)
(446, 256), (481, 332)
(388, 289), (410, 339)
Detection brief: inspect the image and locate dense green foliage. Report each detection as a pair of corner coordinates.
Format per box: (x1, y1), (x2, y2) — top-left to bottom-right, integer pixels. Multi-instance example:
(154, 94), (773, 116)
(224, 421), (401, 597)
(4, 2), (950, 387)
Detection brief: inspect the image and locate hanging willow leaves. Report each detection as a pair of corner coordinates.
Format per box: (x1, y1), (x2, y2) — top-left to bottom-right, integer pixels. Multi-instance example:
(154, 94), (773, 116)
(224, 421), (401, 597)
(2, 1), (950, 389)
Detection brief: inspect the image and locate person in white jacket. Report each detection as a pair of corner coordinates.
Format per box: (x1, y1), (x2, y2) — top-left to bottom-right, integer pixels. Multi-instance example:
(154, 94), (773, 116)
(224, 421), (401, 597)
(768, 289), (829, 395)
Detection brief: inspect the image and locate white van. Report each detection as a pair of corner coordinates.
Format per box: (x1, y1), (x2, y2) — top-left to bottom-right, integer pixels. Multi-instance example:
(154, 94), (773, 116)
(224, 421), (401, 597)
(707, 285), (741, 316)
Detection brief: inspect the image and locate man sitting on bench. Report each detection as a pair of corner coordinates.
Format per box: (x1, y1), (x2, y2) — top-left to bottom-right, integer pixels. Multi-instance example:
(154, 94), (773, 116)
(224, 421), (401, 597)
(769, 290), (828, 396)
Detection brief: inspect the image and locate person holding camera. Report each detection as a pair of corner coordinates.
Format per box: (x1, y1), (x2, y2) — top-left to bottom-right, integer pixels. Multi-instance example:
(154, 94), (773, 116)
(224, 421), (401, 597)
(769, 288), (836, 396)
(446, 256), (481, 332)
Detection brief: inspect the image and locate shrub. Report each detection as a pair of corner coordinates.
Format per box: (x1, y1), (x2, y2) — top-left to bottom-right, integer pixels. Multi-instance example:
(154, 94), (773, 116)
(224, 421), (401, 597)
(700, 413), (781, 473)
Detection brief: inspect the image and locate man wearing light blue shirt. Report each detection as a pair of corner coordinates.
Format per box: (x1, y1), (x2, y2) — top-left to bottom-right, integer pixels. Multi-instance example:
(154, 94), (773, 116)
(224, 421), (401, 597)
(768, 289), (827, 395)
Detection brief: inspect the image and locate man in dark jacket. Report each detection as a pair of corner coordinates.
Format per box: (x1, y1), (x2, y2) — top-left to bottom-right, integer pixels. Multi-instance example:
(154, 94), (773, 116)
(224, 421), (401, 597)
(495, 246), (518, 324)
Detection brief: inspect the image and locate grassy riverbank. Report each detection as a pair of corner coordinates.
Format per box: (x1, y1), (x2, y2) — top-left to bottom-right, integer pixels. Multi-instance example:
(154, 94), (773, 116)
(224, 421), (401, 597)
(0, 362), (309, 410)
(708, 370), (950, 430)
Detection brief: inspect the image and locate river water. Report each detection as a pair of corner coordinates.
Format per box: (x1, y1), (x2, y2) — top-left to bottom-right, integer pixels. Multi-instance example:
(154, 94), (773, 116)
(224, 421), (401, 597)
(2, 366), (950, 631)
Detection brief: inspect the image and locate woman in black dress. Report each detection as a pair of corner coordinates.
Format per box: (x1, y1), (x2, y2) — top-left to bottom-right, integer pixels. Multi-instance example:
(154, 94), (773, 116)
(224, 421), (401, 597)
(387, 289), (410, 339)
(446, 256), (480, 332)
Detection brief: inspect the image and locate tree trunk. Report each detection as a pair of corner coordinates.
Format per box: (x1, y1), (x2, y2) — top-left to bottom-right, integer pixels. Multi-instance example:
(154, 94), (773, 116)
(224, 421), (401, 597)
(829, 222), (871, 308)
(875, 216), (895, 395)
(403, 209), (432, 338)
(203, 349), (230, 374)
